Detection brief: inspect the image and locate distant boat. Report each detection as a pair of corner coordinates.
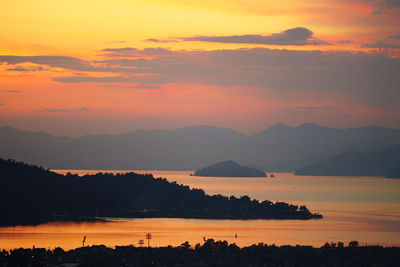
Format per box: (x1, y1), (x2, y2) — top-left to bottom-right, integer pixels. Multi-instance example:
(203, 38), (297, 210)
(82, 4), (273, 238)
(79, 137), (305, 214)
(270, 174), (275, 178)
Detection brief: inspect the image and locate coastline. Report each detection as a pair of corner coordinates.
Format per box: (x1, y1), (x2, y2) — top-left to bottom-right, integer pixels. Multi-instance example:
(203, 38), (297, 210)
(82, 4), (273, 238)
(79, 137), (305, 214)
(0, 212), (322, 228)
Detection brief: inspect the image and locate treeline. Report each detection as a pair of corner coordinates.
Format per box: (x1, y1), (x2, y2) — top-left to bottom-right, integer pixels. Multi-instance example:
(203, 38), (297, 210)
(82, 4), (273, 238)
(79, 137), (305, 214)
(1, 240), (399, 267)
(0, 159), (321, 226)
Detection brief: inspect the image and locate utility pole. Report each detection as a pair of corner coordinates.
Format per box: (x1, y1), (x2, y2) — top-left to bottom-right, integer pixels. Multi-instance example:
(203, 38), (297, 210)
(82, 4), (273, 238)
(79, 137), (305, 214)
(82, 236), (86, 247)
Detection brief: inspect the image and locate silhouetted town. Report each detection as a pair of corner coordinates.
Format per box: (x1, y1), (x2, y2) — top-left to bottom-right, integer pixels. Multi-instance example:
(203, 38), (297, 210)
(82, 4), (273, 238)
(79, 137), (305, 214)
(1, 239), (399, 267)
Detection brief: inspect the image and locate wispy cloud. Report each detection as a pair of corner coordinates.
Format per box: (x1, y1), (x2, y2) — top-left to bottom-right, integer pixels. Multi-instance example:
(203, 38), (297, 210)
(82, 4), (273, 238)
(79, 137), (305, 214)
(146, 38), (171, 43)
(52, 76), (138, 83)
(109, 40), (126, 44)
(0, 55), (139, 73)
(284, 106), (342, 114)
(100, 47), (173, 58)
(44, 107), (91, 112)
(388, 34), (400, 40)
(147, 27), (329, 46)
(129, 84), (162, 89)
(281, 106), (350, 119)
(371, 0), (400, 15)
(102, 83), (162, 89)
(338, 40), (353, 44)
(362, 41), (400, 48)
(5, 89), (21, 93)
(0, 103), (4, 106)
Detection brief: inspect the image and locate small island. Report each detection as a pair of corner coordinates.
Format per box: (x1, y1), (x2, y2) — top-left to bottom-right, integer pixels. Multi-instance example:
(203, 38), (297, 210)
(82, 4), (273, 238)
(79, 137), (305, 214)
(194, 160), (267, 177)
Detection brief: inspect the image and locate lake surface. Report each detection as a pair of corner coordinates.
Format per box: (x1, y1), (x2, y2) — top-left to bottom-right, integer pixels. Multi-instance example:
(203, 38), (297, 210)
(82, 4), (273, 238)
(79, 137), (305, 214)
(1, 171), (399, 250)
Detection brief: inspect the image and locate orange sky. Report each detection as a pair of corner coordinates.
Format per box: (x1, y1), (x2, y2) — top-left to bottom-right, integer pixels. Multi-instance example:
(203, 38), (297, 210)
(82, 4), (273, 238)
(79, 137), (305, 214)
(0, 0), (399, 136)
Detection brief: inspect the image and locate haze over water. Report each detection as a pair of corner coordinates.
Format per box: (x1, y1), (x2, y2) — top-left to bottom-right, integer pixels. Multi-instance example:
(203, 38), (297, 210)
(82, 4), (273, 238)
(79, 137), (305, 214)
(1, 171), (399, 250)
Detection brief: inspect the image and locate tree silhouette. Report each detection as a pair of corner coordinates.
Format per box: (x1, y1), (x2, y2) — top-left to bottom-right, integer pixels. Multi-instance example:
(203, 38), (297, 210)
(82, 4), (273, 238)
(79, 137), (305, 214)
(0, 158), (322, 226)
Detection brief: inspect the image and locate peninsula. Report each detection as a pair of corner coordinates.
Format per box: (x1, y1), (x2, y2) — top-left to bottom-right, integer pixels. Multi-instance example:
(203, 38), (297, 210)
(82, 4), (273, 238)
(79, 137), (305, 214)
(0, 159), (321, 226)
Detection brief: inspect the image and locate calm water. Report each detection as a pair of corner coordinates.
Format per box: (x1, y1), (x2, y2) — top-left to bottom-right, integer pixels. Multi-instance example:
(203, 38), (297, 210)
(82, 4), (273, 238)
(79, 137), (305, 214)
(1, 171), (399, 250)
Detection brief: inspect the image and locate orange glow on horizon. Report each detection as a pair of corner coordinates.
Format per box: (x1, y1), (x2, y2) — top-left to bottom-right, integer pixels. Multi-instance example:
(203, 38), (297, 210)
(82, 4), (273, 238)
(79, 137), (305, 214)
(0, 0), (399, 135)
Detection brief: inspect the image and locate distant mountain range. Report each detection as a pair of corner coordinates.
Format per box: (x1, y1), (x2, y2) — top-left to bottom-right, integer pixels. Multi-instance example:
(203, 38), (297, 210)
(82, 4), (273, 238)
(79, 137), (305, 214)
(295, 145), (400, 178)
(1, 123), (400, 171)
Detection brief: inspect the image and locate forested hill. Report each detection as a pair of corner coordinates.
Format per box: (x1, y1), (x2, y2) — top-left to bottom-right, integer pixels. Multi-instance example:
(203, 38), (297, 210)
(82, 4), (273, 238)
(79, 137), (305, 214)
(295, 145), (400, 177)
(0, 159), (321, 226)
(194, 160), (266, 177)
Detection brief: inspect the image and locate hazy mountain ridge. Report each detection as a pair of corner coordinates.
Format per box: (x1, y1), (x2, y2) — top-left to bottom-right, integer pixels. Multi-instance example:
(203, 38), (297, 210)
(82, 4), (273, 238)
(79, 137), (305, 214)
(295, 145), (400, 177)
(1, 124), (400, 171)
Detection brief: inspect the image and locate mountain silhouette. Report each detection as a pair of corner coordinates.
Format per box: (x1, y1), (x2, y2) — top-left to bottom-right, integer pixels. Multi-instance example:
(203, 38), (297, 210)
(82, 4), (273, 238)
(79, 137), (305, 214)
(0, 123), (399, 171)
(295, 145), (400, 177)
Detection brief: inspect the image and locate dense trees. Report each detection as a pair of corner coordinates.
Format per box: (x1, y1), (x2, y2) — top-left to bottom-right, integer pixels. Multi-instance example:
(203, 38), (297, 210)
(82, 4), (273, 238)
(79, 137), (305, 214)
(0, 159), (321, 226)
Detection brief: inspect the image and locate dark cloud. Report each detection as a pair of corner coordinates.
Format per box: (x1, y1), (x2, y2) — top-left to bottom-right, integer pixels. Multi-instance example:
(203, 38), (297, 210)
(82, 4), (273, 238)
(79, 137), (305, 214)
(5, 47), (399, 107)
(44, 107), (91, 112)
(146, 27), (330, 46)
(388, 34), (400, 39)
(0, 103), (4, 106)
(0, 55), (93, 71)
(362, 41), (400, 48)
(338, 40), (353, 44)
(0, 55), (141, 73)
(371, 0), (400, 15)
(5, 90), (21, 93)
(52, 76), (139, 83)
(6, 66), (44, 72)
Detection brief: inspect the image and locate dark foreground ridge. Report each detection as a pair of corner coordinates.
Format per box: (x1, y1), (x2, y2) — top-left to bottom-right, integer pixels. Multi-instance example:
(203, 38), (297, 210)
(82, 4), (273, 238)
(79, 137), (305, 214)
(0, 159), (321, 226)
(194, 160), (267, 177)
(1, 240), (399, 267)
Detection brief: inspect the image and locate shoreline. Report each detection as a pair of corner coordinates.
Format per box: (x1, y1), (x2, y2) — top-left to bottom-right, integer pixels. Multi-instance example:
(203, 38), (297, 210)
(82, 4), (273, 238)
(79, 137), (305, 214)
(0, 213), (322, 228)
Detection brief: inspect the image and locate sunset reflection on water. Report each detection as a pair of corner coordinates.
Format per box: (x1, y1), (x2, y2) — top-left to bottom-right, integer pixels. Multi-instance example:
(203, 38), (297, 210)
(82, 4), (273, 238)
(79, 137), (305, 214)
(1, 171), (399, 250)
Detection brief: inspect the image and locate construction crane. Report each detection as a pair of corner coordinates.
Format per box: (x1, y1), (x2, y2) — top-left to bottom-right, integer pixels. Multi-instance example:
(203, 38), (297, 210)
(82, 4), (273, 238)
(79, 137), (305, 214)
(146, 233), (152, 247)
(138, 239), (144, 247)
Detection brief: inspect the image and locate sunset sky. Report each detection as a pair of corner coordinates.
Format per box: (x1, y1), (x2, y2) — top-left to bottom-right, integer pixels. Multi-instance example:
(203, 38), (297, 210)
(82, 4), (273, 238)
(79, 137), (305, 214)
(1, 0), (399, 136)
